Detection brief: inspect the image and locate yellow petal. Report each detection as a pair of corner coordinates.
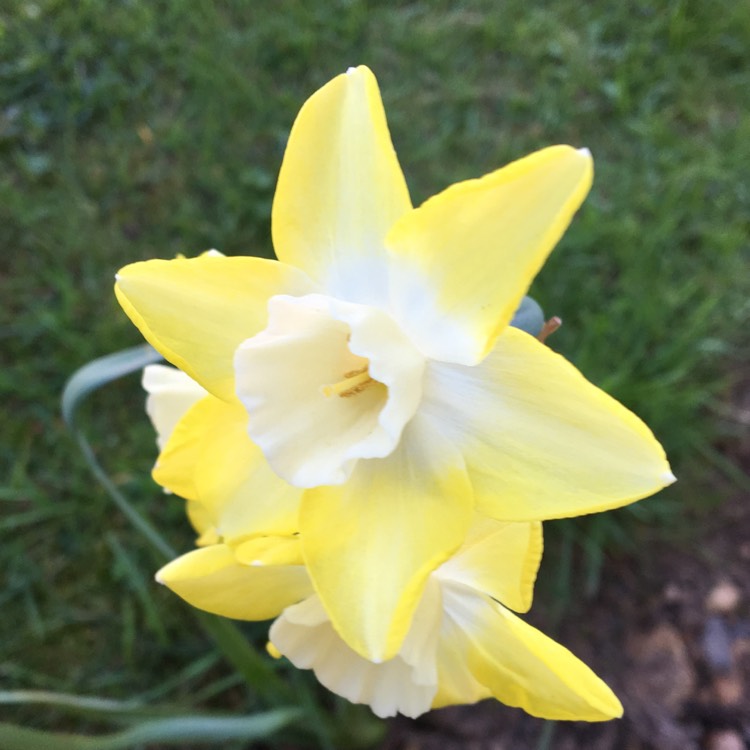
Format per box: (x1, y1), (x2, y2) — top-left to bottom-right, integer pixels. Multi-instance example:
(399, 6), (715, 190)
(154, 395), (302, 542)
(425, 327), (675, 521)
(115, 255), (315, 401)
(300, 413), (473, 662)
(187, 500), (218, 543)
(142, 365), (207, 450)
(431, 611), (491, 710)
(442, 583), (623, 721)
(233, 535), (304, 567)
(436, 517), (543, 613)
(156, 543), (313, 621)
(151, 395), (210, 502)
(272, 66), (411, 304)
(387, 146), (593, 365)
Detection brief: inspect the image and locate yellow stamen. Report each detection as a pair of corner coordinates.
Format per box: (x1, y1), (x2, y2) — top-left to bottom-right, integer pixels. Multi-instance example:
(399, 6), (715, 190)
(322, 367), (376, 398)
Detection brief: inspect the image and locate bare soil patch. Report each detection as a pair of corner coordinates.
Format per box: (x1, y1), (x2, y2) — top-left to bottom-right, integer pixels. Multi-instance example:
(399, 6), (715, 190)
(382, 492), (750, 750)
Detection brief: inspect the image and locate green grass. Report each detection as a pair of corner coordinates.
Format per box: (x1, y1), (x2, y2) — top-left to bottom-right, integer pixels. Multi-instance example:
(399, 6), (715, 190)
(1, 0), (749, 745)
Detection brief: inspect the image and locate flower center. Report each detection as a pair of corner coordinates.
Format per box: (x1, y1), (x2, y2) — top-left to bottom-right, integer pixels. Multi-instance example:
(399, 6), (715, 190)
(234, 294), (425, 487)
(322, 366), (376, 398)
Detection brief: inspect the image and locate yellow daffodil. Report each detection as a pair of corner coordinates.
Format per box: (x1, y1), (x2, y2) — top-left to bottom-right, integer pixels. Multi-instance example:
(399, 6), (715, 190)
(118, 65), (674, 663)
(156, 519), (622, 721)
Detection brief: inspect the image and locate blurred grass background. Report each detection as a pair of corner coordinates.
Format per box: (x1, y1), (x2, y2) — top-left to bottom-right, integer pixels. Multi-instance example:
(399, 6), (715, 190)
(1, 0), (748, 745)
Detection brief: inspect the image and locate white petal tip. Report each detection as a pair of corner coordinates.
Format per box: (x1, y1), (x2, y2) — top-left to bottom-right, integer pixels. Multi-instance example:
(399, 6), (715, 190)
(577, 147), (592, 159)
(663, 471), (677, 485)
(346, 66), (357, 74)
(114, 272), (121, 281)
(154, 572), (165, 584)
(250, 560), (264, 567)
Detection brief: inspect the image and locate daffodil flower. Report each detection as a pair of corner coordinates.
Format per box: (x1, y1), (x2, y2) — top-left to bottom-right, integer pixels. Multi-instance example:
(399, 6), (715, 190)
(144, 368), (621, 720)
(117, 65), (674, 664)
(156, 519), (622, 721)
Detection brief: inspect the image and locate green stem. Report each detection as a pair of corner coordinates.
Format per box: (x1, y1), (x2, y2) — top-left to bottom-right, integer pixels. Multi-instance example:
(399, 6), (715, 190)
(74, 429), (175, 558)
(62, 347), (293, 704)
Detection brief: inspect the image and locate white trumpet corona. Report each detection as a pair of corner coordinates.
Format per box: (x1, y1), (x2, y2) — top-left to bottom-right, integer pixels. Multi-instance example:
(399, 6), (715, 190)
(234, 294), (425, 487)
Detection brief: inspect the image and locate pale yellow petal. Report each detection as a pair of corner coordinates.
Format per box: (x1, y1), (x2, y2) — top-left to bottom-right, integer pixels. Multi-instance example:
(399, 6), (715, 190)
(154, 395), (302, 541)
(299, 413), (473, 662)
(431, 610), (491, 710)
(272, 66), (411, 304)
(156, 544), (313, 621)
(442, 583), (623, 721)
(115, 255), (315, 401)
(387, 146), (593, 365)
(191, 403), (302, 543)
(142, 365), (207, 450)
(424, 327), (675, 521)
(436, 517), (543, 613)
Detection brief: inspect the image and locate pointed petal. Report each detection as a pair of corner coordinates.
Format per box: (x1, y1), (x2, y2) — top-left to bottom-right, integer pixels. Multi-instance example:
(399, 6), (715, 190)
(142, 365), (207, 450)
(436, 518), (543, 613)
(272, 66), (411, 304)
(156, 544), (313, 621)
(115, 255), (315, 401)
(299, 413), (473, 661)
(154, 395), (302, 541)
(425, 327), (675, 521)
(387, 146), (593, 364)
(442, 583), (623, 721)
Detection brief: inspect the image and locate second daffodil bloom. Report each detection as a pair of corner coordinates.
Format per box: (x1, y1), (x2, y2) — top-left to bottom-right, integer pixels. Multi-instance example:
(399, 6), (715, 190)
(142, 363), (303, 548)
(156, 517), (623, 721)
(116, 66), (674, 664)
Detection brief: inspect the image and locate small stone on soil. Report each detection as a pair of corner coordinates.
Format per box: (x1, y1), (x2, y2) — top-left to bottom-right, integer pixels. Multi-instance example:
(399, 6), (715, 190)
(704, 729), (745, 750)
(704, 617), (735, 673)
(706, 580), (742, 614)
(713, 672), (743, 706)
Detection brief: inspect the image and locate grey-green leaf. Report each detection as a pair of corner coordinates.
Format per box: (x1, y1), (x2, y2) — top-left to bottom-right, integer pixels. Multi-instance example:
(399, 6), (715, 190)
(61, 344), (163, 428)
(60, 349), (296, 704)
(509, 295), (545, 336)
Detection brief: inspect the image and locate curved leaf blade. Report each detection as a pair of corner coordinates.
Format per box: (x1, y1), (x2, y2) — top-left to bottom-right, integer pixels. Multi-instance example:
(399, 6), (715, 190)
(61, 344), (163, 428)
(60, 349), (296, 703)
